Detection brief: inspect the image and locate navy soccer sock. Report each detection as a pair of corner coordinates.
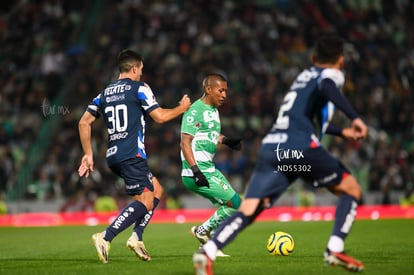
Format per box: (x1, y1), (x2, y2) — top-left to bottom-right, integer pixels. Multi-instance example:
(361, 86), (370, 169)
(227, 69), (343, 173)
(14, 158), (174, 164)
(133, 198), (160, 241)
(332, 194), (358, 240)
(210, 211), (251, 250)
(104, 200), (147, 242)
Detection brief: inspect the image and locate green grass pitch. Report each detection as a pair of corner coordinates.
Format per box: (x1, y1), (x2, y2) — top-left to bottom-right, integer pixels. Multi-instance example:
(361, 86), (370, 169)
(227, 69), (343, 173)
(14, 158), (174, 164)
(0, 219), (413, 275)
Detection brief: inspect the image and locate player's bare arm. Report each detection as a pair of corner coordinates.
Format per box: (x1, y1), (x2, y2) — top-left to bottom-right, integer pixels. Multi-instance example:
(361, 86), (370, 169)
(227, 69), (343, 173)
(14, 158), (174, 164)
(180, 132), (209, 188)
(149, 94), (191, 123)
(180, 133), (196, 166)
(78, 111), (96, 177)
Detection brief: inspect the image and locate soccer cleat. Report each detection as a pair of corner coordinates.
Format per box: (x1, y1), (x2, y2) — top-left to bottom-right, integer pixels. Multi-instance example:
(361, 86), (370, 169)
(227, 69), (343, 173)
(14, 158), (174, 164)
(193, 249), (213, 275)
(190, 226), (210, 244)
(215, 249), (230, 257)
(191, 226), (230, 257)
(127, 234), (151, 261)
(324, 249), (364, 272)
(92, 232), (110, 264)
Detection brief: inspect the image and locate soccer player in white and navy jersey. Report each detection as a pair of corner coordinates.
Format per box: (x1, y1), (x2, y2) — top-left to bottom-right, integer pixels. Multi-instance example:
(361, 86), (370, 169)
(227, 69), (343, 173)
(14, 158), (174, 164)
(193, 35), (368, 274)
(78, 49), (190, 263)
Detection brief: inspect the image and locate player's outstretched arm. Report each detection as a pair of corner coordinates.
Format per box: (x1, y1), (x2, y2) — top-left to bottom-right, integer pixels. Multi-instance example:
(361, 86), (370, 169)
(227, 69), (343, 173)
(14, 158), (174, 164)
(150, 94), (191, 123)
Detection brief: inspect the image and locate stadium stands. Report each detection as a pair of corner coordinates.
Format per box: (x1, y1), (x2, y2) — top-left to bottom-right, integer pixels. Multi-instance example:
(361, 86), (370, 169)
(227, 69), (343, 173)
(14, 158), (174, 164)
(1, 0), (413, 211)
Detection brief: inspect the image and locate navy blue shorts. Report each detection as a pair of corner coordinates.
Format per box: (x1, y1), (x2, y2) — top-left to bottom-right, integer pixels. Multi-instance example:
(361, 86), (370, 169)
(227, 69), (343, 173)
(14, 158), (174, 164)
(245, 144), (350, 202)
(109, 157), (154, 196)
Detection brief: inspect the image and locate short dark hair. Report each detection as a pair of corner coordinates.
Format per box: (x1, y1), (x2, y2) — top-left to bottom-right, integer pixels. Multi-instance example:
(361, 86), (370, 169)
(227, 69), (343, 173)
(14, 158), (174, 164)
(313, 35), (344, 64)
(202, 73), (227, 88)
(117, 49), (144, 73)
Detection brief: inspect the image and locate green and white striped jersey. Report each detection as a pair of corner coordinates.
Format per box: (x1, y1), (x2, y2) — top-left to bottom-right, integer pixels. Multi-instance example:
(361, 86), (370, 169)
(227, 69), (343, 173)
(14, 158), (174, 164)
(181, 99), (221, 176)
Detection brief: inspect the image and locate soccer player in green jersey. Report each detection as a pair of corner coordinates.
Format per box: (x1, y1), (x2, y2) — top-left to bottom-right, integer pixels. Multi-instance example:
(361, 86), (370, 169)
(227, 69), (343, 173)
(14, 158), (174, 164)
(180, 73), (242, 257)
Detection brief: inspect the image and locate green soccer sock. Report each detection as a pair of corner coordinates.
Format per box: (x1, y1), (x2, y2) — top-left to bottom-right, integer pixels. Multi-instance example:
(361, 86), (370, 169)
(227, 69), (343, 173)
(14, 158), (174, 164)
(204, 205), (237, 233)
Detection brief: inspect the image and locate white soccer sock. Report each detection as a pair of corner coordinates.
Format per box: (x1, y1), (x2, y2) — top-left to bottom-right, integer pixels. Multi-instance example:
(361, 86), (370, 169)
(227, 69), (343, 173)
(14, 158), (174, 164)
(203, 241), (218, 261)
(327, 235), (344, 252)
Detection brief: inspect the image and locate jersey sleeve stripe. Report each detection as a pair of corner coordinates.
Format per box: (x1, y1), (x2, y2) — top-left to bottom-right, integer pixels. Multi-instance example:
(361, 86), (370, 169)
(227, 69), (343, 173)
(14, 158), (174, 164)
(137, 91), (148, 100)
(87, 104), (99, 117)
(321, 102), (335, 135)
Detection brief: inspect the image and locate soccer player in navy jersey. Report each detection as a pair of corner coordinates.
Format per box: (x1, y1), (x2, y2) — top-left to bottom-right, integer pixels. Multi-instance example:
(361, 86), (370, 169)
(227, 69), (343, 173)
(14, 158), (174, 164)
(78, 49), (191, 263)
(193, 35), (368, 274)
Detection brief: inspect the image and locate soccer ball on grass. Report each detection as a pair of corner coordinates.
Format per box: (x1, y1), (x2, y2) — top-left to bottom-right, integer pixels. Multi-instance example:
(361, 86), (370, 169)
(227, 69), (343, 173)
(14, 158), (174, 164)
(266, 231), (294, 256)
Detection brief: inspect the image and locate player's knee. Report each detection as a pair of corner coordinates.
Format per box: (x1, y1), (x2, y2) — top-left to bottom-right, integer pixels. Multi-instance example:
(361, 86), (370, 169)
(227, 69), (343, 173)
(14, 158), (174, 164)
(334, 174), (362, 201)
(132, 192), (154, 211)
(154, 184), (164, 199)
(345, 177), (362, 201)
(350, 184), (362, 201)
(143, 200), (154, 211)
(132, 197), (153, 211)
(153, 177), (164, 199)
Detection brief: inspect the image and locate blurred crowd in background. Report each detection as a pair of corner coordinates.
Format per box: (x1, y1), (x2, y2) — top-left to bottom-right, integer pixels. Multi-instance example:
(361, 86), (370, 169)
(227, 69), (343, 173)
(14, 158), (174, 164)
(1, 0), (414, 212)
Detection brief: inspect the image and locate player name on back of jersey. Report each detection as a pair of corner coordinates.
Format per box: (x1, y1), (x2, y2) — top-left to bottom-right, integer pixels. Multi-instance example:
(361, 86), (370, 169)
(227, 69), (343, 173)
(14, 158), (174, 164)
(109, 132), (128, 141)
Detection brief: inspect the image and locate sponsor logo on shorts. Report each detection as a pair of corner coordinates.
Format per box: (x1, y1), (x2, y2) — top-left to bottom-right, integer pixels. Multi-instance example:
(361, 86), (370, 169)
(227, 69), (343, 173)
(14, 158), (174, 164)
(316, 172), (337, 184)
(106, 146), (117, 157)
(126, 184), (140, 190)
